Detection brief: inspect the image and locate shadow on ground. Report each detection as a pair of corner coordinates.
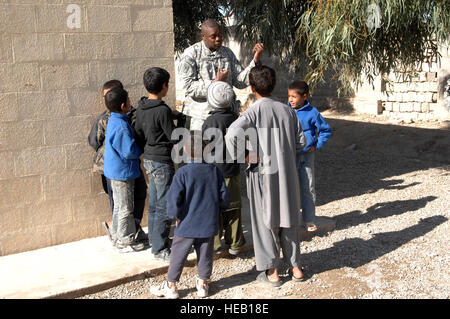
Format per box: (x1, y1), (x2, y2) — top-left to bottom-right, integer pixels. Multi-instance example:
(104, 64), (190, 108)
(311, 119), (449, 206)
(303, 215), (447, 275)
(334, 196), (438, 231)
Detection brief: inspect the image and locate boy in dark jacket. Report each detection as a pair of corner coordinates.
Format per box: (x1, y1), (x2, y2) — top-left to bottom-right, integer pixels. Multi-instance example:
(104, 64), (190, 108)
(202, 81), (245, 255)
(150, 131), (230, 299)
(134, 67), (185, 261)
(104, 87), (145, 252)
(87, 80), (147, 246)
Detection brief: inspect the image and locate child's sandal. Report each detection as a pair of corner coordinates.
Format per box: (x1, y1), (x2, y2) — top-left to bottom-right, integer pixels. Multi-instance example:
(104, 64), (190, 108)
(288, 268), (306, 282)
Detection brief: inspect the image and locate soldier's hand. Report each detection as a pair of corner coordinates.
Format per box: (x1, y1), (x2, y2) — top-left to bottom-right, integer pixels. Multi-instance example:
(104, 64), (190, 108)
(214, 66), (229, 82)
(252, 43), (264, 62)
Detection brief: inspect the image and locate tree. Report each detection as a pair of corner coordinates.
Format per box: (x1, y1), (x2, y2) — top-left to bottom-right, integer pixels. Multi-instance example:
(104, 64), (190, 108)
(172, 0), (229, 54)
(172, 0), (450, 93)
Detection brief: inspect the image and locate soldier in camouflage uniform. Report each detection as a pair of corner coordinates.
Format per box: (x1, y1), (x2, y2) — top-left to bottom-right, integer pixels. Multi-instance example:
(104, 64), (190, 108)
(178, 19), (264, 130)
(88, 80), (148, 246)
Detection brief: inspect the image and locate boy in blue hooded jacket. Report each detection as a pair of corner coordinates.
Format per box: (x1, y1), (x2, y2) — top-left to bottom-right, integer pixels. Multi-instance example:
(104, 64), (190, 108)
(288, 80), (332, 232)
(104, 87), (144, 252)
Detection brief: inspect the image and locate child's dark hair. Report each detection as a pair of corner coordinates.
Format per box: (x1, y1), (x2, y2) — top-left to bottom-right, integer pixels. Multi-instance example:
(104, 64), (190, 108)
(104, 87), (128, 113)
(249, 65), (276, 96)
(184, 130), (207, 161)
(102, 79), (123, 92)
(143, 67), (170, 94)
(288, 80), (309, 95)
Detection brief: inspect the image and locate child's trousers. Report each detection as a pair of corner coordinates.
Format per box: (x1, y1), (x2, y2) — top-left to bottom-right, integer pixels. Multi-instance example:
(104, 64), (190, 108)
(168, 235), (214, 282)
(214, 174), (245, 251)
(296, 152), (316, 223)
(105, 169), (147, 228)
(110, 179), (136, 245)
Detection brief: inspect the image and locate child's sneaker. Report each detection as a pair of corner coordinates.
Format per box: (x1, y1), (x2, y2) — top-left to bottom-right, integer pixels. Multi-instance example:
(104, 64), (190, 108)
(153, 248), (171, 262)
(150, 281), (179, 299)
(196, 277), (209, 298)
(306, 222), (317, 232)
(228, 247), (241, 256)
(115, 240), (145, 253)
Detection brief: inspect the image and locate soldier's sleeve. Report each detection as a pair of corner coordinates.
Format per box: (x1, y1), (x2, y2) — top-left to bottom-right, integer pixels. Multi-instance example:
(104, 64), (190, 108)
(230, 51), (257, 90)
(178, 55), (212, 99)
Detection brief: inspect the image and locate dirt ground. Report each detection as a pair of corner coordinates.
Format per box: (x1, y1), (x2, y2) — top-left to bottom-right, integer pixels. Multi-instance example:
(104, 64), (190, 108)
(82, 110), (450, 300)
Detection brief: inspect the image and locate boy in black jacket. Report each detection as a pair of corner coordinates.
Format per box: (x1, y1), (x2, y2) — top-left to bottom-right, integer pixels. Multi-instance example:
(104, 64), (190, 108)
(134, 67), (185, 261)
(202, 81), (245, 255)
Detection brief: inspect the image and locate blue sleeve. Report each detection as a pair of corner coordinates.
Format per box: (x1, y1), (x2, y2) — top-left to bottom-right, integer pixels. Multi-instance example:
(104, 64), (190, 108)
(217, 168), (230, 211)
(111, 126), (142, 160)
(314, 112), (332, 150)
(166, 172), (185, 220)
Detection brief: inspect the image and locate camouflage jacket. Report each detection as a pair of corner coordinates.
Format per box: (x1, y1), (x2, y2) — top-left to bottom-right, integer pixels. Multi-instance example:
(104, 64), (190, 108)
(178, 41), (257, 126)
(88, 107), (137, 174)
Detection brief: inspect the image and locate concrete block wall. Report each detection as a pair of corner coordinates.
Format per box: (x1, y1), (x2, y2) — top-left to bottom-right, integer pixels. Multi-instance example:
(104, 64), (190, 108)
(0, 0), (175, 256)
(353, 44), (450, 120)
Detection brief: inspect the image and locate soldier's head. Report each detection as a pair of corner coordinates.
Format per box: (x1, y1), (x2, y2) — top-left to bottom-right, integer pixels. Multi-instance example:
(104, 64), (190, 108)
(104, 87), (130, 114)
(102, 79), (123, 98)
(201, 19), (223, 52)
(249, 65), (276, 97)
(143, 67), (170, 97)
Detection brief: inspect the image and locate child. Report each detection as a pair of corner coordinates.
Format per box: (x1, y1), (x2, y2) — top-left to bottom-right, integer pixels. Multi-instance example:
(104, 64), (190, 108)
(134, 67), (185, 261)
(103, 87), (145, 252)
(225, 65), (306, 286)
(150, 131), (230, 299)
(288, 80), (332, 232)
(87, 80), (148, 246)
(202, 81), (245, 255)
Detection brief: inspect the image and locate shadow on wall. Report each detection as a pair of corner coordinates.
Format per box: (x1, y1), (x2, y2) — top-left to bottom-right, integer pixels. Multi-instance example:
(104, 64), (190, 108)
(314, 118), (450, 207)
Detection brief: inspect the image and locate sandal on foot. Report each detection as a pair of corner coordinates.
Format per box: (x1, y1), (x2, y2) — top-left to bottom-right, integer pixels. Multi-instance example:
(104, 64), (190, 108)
(256, 271), (282, 287)
(288, 268), (306, 282)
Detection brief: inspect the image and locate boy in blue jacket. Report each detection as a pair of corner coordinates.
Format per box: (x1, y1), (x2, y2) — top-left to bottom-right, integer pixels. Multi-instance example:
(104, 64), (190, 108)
(104, 87), (145, 252)
(150, 131), (230, 299)
(288, 80), (332, 232)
